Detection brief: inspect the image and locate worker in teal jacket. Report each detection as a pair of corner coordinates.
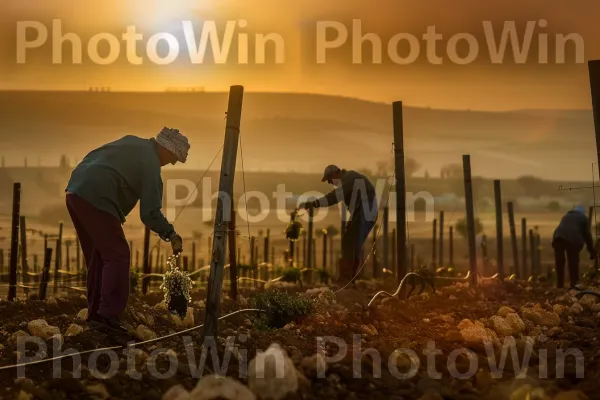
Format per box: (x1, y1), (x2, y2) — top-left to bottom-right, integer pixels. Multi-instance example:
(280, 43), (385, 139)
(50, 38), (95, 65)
(65, 127), (189, 336)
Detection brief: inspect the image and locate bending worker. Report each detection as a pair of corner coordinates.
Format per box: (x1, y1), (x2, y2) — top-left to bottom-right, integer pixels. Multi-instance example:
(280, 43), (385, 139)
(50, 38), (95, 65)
(552, 205), (596, 288)
(65, 127), (189, 336)
(299, 165), (378, 286)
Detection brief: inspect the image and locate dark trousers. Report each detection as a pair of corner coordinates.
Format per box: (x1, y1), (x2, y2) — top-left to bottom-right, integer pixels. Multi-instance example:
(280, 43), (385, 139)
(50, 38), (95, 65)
(552, 237), (580, 288)
(66, 194), (130, 319)
(339, 210), (377, 283)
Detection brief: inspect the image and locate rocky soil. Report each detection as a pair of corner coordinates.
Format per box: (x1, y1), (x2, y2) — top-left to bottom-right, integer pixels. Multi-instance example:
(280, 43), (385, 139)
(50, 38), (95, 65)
(0, 278), (599, 400)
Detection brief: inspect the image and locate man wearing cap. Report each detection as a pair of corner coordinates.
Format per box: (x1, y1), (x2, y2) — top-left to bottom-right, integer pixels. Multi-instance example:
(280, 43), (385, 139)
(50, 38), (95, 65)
(552, 205), (596, 288)
(298, 165), (378, 286)
(65, 127), (189, 336)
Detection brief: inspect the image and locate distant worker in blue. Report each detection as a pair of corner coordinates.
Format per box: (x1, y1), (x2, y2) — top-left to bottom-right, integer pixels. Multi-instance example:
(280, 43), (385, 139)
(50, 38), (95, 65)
(65, 127), (189, 337)
(552, 205), (596, 288)
(298, 165), (378, 287)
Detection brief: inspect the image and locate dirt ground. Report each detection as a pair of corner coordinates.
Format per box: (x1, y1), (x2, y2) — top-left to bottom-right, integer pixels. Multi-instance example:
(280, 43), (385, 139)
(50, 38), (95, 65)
(0, 276), (598, 400)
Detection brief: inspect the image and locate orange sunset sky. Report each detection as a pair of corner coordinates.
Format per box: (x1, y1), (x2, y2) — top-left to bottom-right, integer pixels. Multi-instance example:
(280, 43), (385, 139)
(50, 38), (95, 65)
(1, 0), (600, 111)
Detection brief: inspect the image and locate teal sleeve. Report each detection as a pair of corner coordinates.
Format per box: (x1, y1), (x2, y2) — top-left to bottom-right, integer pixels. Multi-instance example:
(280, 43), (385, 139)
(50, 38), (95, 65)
(139, 164), (175, 239)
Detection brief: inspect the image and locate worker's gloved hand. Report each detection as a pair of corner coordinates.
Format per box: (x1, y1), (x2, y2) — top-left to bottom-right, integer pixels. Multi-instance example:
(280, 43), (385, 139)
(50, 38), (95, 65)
(298, 202), (310, 210)
(169, 233), (183, 255)
(298, 200), (317, 210)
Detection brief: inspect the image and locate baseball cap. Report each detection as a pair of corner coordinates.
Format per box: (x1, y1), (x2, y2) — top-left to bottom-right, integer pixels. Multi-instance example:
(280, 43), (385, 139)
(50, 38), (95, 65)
(321, 164), (340, 182)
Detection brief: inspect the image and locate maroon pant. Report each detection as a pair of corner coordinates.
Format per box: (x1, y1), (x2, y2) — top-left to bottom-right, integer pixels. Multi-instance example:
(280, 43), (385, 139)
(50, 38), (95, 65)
(66, 194), (130, 319)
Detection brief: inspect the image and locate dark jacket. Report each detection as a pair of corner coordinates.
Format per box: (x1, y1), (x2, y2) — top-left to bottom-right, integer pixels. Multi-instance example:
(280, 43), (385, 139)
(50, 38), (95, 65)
(553, 210), (594, 252)
(312, 169), (378, 221)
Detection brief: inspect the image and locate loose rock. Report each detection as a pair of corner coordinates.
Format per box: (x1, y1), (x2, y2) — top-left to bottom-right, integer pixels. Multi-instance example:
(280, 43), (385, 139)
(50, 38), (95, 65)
(248, 343), (298, 400)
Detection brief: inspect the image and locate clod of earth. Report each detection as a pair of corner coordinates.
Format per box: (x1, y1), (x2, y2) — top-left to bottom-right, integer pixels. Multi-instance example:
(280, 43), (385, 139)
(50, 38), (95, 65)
(248, 343), (298, 400)
(189, 374), (256, 400)
(136, 324), (157, 341)
(521, 305), (561, 328)
(27, 319), (61, 340)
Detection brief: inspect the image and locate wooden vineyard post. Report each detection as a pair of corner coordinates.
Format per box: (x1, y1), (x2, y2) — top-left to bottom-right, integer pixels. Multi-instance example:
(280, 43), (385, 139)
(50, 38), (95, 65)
(462, 155), (478, 286)
(228, 203), (238, 300)
(142, 226), (150, 295)
(192, 241), (196, 270)
(507, 202), (520, 278)
(383, 206), (389, 272)
(588, 61), (600, 271)
(493, 180), (504, 280)
(391, 229), (396, 275)
(129, 240), (134, 268)
(529, 229), (536, 278)
(203, 85), (244, 341)
(20, 216), (29, 296)
(264, 229), (270, 263)
(589, 59), (600, 188)
(312, 237), (317, 266)
(307, 206), (314, 269)
(65, 241), (71, 271)
(431, 218), (437, 269)
(521, 219), (528, 278)
(52, 239), (60, 292)
(322, 230), (328, 271)
(53, 221), (63, 294)
(393, 101), (408, 284)
(37, 248), (53, 301)
(0, 249), (4, 283)
(251, 236), (258, 288)
(439, 210), (444, 267)
(449, 226), (454, 266)
(183, 256), (189, 272)
(8, 183), (21, 301)
(302, 232), (306, 267)
(328, 234), (333, 274)
(250, 237), (256, 267)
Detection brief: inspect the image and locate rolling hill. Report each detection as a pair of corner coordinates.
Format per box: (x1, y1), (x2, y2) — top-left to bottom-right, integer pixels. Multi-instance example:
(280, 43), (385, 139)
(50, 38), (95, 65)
(0, 90), (596, 181)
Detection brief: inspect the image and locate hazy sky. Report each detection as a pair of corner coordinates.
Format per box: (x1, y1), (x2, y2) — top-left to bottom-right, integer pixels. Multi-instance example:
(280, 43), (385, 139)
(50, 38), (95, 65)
(1, 0), (599, 110)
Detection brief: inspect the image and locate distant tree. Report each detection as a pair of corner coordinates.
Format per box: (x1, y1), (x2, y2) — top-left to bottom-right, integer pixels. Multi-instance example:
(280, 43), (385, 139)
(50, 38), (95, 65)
(477, 198), (493, 211)
(375, 161), (389, 176)
(516, 175), (547, 198)
(325, 225), (340, 237)
(454, 217), (484, 238)
(440, 163), (463, 179)
(424, 169), (430, 179)
(547, 200), (560, 212)
(374, 157), (421, 177)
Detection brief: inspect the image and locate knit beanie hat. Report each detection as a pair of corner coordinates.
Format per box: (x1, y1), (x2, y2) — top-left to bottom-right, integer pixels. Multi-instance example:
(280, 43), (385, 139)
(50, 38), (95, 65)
(156, 127), (190, 163)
